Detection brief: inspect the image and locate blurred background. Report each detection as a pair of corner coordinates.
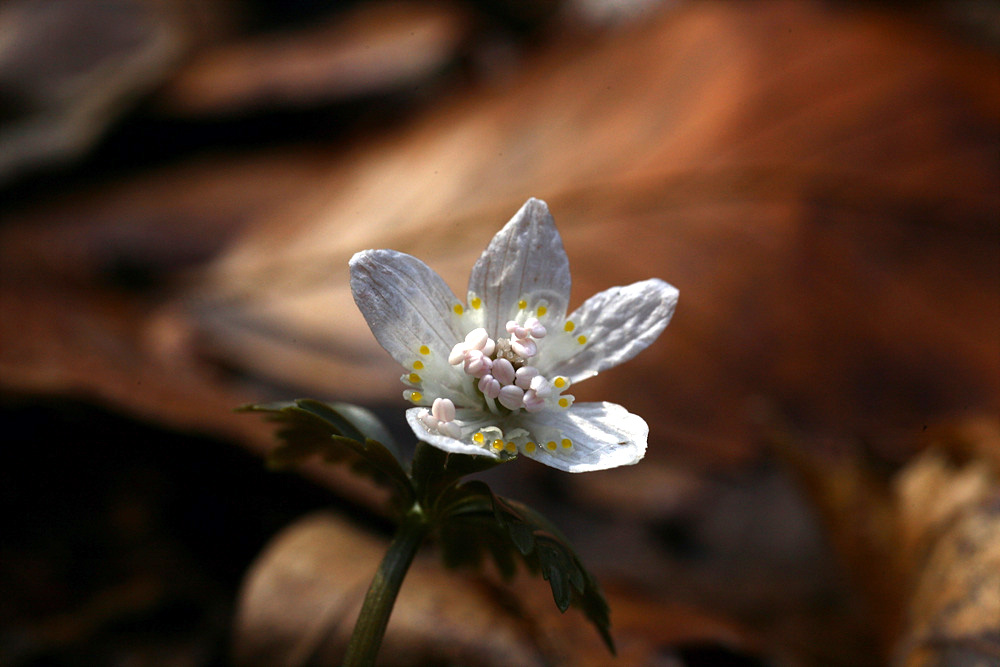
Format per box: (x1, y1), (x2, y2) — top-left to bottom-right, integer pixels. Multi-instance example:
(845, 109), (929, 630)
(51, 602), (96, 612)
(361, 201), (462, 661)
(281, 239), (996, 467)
(1, 1), (998, 665)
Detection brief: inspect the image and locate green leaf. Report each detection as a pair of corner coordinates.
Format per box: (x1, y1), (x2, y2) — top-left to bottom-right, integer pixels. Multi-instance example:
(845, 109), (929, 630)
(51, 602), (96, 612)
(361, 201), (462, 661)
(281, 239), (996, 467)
(409, 441), (506, 512)
(434, 480), (615, 654)
(326, 401), (398, 456)
(438, 514), (518, 580)
(238, 399), (414, 510)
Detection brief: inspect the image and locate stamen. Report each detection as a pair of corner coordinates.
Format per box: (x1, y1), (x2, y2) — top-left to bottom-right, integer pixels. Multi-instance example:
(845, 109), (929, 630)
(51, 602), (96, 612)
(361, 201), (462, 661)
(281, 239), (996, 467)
(536, 306), (548, 316)
(522, 391), (545, 412)
(419, 345), (431, 355)
(511, 338), (537, 358)
(453, 304), (464, 315)
(492, 358), (515, 384)
(529, 375), (551, 396)
(577, 335), (587, 345)
(564, 321), (575, 332)
(451, 328), (497, 367)
(478, 375), (501, 399)
(409, 373), (421, 384)
(498, 384), (525, 410)
(525, 318), (546, 338)
(561, 438), (573, 449)
(553, 377), (567, 389)
(525, 441), (537, 453)
(491, 439), (504, 451)
(471, 296), (482, 309)
(515, 366), (538, 389)
(464, 350), (492, 377)
(473, 432), (485, 444)
(406, 390), (423, 403)
(431, 397), (455, 422)
(558, 397), (570, 408)
(465, 328), (490, 348)
(517, 299), (527, 309)
(505, 441), (516, 454)
(418, 400), (462, 440)
(546, 441), (558, 451)
(412, 360), (424, 370)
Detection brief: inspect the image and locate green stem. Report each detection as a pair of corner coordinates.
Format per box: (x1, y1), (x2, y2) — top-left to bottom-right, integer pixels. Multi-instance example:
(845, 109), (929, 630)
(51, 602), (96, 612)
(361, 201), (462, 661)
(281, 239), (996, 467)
(342, 506), (428, 667)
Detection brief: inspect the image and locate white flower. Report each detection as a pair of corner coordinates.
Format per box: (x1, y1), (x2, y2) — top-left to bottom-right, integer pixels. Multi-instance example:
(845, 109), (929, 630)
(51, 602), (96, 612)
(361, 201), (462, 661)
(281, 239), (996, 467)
(349, 198), (678, 472)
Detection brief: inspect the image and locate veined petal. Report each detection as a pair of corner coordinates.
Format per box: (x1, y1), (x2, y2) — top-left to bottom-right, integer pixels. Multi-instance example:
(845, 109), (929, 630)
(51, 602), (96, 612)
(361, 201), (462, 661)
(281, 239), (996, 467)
(350, 249), (463, 367)
(468, 198), (571, 338)
(405, 409), (502, 458)
(520, 402), (647, 472)
(545, 279), (678, 383)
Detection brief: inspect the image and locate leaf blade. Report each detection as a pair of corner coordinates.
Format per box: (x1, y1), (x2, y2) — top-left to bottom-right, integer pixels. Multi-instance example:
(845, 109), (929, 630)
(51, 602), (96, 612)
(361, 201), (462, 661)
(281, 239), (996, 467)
(239, 399), (414, 510)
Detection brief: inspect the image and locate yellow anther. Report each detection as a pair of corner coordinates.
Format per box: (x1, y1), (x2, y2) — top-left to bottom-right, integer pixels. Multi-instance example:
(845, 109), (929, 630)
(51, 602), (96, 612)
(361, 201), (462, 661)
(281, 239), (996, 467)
(577, 335), (587, 345)
(561, 438), (572, 449)
(525, 441), (537, 453)
(518, 299), (527, 309)
(505, 441), (516, 454)
(537, 306), (548, 316)
(473, 432), (485, 444)
(412, 360), (424, 370)
(471, 297), (482, 309)
(546, 441), (557, 451)
(564, 321), (575, 332)
(409, 391), (423, 403)
(408, 373), (421, 384)
(558, 398), (570, 408)
(491, 439), (504, 451)
(453, 304), (464, 315)
(419, 345), (431, 355)
(553, 377), (567, 389)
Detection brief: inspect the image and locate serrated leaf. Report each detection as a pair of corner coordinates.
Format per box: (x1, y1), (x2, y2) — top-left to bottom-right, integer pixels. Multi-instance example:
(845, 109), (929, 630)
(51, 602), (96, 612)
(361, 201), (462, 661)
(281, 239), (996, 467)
(325, 401), (398, 456)
(508, 519), (536, 555)
(438, 513), (519, 580)
(409, 441), (506, 512)
(434, 480), (615, 654)
(239, 399), (414, 510)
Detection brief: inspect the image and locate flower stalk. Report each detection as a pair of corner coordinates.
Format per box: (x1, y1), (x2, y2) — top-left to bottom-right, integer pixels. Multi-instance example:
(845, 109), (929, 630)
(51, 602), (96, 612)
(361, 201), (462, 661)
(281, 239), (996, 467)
(342, 505), (429, 667)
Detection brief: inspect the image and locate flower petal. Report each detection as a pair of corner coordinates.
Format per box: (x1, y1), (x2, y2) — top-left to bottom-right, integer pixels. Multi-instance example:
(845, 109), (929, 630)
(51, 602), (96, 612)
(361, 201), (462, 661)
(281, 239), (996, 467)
(520, 402), (647, 472)
(350, 249), (463, 367)
(467, 198), (572, 337)
(545, 278), (678, 383)
(405, 408), (501, 458)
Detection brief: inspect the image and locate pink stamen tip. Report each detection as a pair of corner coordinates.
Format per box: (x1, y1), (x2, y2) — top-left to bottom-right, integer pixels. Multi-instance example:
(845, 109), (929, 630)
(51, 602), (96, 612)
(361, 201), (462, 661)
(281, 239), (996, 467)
(498, 384), (525, 411)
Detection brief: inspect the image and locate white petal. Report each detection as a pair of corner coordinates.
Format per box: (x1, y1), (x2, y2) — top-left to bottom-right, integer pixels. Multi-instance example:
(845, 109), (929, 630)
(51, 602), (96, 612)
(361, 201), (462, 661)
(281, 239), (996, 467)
(467, 198), (572, 337)
(520, 402), (648, 472)
(438, 421), (462, 439)
(545, 279), (678, 383)
(350, 249), (463, 367)
(405, 409), (501, 458)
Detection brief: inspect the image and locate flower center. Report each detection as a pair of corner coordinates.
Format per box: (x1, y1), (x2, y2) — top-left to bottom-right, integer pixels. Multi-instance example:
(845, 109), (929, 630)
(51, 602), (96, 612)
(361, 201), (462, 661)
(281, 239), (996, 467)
(405, 295), (588, 456)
